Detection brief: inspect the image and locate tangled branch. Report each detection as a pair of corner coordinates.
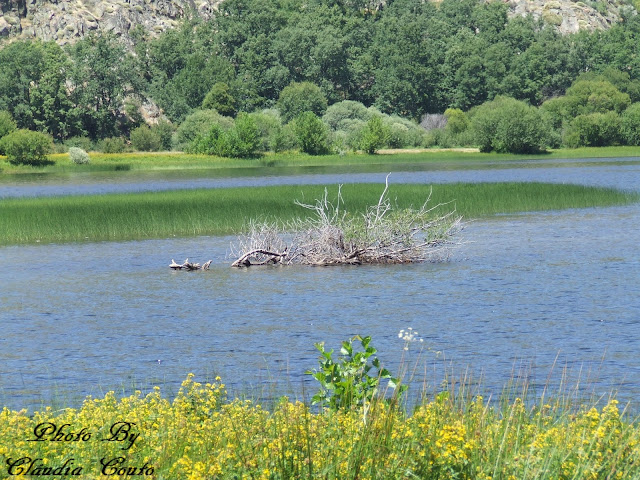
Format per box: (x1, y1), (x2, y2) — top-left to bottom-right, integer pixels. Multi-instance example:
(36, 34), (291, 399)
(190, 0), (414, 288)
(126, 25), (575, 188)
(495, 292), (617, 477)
(231, 177), (463, 267)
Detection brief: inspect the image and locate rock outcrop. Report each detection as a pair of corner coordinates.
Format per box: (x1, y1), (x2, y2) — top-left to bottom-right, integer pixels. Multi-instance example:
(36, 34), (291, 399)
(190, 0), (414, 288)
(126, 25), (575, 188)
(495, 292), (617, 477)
(506, 0), (631, 34)
(0, 0), (222, 45)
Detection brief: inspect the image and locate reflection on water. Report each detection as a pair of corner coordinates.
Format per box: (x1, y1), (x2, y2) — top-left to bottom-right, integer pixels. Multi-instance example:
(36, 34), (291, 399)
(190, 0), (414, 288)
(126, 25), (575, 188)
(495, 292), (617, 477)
(1, 157), (640, 198)
(1, 203), (639, 410)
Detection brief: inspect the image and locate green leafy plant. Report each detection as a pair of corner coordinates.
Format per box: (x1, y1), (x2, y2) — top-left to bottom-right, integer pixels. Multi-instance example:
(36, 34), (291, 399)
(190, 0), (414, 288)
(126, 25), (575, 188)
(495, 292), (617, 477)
(293, 111), (330, 155)
(96, 136), (126, 153)
(359, 115), (390, 154)
(130, 125), (162, 152)
(306, 335), (405, 410)
(0, 129), (54, 166)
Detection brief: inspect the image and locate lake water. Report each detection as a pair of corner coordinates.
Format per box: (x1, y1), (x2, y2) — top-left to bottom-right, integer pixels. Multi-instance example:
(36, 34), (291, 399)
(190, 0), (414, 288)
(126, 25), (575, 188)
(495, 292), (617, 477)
(1, 158), (639, 411)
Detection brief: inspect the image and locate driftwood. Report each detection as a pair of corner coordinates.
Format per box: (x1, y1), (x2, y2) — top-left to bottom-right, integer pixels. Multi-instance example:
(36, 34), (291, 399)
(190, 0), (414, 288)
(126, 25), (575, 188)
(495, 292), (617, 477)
(169, 258), (212, 270)
(230, 176), (462, 268)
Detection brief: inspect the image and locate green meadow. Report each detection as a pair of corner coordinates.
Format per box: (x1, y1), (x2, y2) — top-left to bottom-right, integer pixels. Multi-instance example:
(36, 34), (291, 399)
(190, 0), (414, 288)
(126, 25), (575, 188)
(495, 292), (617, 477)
(1, 182), (637, 245)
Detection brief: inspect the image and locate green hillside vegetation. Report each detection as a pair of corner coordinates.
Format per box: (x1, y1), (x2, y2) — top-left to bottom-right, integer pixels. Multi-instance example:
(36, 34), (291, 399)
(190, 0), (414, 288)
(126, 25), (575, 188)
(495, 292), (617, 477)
(2, 0), (640, 160)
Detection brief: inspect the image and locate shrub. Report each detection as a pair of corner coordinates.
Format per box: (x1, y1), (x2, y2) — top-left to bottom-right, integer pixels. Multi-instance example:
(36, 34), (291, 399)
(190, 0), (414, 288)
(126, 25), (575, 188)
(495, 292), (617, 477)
(322, 100), (372, 131)
(190, 112), (260, 158)
(385, 115), (427, 148)
(130, 125), (162, 152)
(226, 112), (260, 158)
(64, 136), (94, 152)
(621, 103), (640, 145)
(444, 108), (469, 135)
(277, 82), (328, 123)
(293, 111), (330, 155)
(202, 82), (237, 117)
(563, 111), (622, 148)
(248, 110), (283, 152)
(566, 80), (631, 115)
(0, 110), (17, 145)
(97, 137), (126, 153)
(271, 123), (299, 152)
(174, 109), (234, 151)
(470, 96), (551, 153)
(152, 119), (175, 151)
(0, 129), (54, 166)
(420, 113), (447, 131)
(359, 115), (391, 154)
(68, 147), (90, 164)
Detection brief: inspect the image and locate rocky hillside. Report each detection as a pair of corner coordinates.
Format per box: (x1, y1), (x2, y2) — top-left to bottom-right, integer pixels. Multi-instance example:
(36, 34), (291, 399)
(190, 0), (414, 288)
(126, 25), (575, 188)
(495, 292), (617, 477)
(0, 0), (222, 45)
(0, 0), (634, 46)
(506, 0), (631, 33)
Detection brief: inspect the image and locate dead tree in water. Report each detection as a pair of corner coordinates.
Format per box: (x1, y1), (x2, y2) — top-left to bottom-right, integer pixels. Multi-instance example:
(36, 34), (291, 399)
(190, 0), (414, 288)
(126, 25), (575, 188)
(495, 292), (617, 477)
(231, 177), (462, 267)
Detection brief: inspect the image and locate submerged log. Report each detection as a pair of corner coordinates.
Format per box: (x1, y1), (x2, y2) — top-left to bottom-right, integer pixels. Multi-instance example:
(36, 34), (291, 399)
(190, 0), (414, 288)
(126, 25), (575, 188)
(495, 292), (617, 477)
(169, 258), (212, 270)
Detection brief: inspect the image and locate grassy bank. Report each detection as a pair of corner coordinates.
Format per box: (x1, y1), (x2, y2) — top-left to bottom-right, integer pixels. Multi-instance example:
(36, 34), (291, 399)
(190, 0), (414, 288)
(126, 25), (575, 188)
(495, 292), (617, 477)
(1, 182), (638, 245)
(0, 373), (637, 479)
(1, 146), (640, 174)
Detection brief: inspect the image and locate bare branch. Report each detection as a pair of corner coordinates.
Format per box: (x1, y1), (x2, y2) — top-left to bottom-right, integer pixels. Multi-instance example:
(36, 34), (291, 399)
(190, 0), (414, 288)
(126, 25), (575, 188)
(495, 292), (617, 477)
(231, 180), (463, 267)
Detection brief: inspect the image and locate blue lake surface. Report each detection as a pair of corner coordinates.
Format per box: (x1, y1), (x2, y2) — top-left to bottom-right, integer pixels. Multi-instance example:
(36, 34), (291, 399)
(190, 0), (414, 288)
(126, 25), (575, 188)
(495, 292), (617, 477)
(0, 158), (639, 411)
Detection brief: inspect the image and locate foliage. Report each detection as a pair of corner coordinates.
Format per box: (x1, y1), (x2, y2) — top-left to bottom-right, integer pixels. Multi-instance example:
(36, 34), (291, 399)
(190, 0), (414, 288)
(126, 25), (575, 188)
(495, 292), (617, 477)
(130, 125), (163, 152)
(248, 110), (283, 152)
(563, 112), (622, 148)
(190, 112), (260, 158)
(277, 82), (328, 123)
(7, 2), (640, 147)
(272, 123), (300, 152)
(96, 137), (126, 154)
(65, 136), (93, 152)
(470, 96), (550, 153)
(293, 111), (330, 155)
(202, 82), (237, 117)
(0, 129), (53, 166)
(306, 335), (404, 410)
(358, 115), (390, 154)
(0, 110), (17, 154)
(151, 119), (175, 151)
(68, 33), (140, 139)
(322, 100), (372, 131)
(174, 109), (234, 151)
(68, 147), (90, 165)
(444, 108), (469, 135)
(565, 80), (631, 115)
(621, 102), (640, 145)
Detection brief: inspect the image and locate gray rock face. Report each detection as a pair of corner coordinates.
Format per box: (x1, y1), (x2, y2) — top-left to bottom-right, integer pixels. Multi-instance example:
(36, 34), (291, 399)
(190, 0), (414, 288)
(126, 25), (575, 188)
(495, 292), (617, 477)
(506, 0), (632, 34)
(0, 0), (222, 45)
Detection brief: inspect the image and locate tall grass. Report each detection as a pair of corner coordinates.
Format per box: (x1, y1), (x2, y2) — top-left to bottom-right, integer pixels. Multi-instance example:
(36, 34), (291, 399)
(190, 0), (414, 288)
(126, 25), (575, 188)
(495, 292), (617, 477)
(1, 182), (637, 245)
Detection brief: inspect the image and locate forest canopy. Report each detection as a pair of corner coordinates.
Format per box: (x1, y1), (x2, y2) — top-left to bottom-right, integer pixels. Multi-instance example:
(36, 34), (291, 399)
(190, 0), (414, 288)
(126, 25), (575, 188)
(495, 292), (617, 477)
(2, 0), (640, 154)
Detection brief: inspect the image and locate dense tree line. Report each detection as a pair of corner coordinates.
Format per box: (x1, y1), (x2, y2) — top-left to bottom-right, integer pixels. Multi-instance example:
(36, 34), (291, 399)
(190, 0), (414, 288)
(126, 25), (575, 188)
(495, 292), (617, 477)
(2, 0), (640, 157)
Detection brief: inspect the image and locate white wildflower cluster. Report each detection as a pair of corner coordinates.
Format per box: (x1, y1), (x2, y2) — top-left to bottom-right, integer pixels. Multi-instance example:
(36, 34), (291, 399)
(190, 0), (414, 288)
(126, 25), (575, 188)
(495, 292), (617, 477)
(398, 327), (424, 350)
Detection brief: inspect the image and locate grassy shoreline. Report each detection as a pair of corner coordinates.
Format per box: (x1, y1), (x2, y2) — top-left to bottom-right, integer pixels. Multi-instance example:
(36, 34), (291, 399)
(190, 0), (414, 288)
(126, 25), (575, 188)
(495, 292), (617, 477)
(1, 182), (638, 245)
(1, 146), (640, 175)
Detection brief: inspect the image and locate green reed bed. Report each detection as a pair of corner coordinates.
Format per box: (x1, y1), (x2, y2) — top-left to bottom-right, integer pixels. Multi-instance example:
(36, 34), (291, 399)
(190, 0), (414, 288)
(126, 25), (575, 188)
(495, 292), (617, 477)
(1, 182), (637, 245)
